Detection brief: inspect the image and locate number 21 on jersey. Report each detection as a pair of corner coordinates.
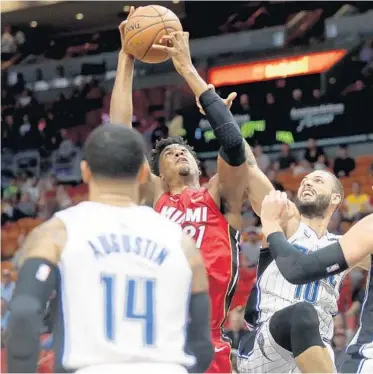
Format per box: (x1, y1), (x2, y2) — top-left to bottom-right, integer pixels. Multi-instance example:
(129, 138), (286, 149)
(101, 274), (155, 346)
(183, 225), (206, 248)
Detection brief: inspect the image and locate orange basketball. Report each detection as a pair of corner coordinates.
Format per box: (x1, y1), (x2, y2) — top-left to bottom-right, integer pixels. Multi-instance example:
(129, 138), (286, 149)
(123, 5), (183, 64)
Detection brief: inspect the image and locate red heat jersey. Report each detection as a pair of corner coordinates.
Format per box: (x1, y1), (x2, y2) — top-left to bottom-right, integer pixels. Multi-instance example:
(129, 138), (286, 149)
(154, 187), (240, 332)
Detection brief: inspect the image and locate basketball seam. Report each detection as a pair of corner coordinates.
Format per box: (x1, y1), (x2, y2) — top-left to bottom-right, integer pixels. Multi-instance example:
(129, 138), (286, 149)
(140, 6), (179, 62)
(140, 27), (166, 61)
(125, 20), (179, 45)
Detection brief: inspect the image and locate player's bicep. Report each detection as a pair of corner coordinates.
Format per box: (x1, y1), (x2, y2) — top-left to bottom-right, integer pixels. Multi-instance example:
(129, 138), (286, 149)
(181, 234), (208, 294)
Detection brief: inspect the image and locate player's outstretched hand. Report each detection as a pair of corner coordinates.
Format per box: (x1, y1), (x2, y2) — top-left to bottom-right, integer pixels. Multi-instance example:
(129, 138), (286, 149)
(119, 6), (136, 55)
(196, 84), (237, 115)
(152, 31), (193, 76)
(261, 191), (288, 236)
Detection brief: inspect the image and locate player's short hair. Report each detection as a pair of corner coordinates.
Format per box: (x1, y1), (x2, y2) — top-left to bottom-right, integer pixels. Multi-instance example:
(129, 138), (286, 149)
(323, 170), (344, 201)
(150, 136), (200, 176)
(83, 124), (145, 179)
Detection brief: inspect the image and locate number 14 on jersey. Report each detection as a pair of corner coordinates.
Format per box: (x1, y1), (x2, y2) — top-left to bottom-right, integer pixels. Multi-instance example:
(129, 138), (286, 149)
(101, 275), (155, 346)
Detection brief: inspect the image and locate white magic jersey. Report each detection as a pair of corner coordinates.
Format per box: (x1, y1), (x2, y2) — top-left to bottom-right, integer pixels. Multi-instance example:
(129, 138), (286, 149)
(256, 222), (345, 341)
(54, 201), (194, 370)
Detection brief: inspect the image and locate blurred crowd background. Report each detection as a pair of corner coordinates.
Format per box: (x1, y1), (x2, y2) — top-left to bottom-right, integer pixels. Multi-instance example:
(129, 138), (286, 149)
(1, 1), (373, 372)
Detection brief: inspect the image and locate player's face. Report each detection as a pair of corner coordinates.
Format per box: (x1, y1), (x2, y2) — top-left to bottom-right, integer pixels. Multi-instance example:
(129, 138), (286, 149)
(296, 171), (337, 218)
(159, 144), (199, 182)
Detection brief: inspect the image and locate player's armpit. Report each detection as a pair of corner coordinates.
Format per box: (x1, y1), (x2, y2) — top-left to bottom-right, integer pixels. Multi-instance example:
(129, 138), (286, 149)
(181, 234), (208, 293)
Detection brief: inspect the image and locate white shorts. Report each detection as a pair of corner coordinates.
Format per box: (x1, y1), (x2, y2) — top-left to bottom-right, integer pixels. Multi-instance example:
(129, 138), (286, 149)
(76, 363), (188, 374)
(237, 318), (336, 373)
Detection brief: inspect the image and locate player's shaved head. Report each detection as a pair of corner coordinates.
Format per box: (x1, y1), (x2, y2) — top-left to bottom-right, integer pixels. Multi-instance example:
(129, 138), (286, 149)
(83, 124), (146, 179)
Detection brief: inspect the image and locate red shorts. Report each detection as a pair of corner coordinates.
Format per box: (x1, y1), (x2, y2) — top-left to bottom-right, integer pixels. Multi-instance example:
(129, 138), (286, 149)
(205, 330), (232, 373)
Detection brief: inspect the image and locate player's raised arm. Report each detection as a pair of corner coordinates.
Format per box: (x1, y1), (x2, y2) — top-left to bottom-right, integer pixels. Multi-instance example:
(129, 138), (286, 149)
(196, 85), (275, 216)
(110, 7), (136, 126)
(181, 234), (214, 373)
(260, 191), (373, 284)
(153, 33), (251, 211)
(6, 217), (66, 373)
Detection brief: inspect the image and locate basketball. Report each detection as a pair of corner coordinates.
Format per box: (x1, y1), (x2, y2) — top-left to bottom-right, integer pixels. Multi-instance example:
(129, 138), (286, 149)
(123, 5), (183, 64)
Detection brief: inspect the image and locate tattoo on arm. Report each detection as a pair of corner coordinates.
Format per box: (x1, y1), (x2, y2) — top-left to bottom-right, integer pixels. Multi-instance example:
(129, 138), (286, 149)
(244, 142), (257, 167)
(20, 218), (66, 266)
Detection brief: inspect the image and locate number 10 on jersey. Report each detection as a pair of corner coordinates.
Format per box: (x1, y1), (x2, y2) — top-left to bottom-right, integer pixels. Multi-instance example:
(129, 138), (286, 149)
(101, 274), (155, 346)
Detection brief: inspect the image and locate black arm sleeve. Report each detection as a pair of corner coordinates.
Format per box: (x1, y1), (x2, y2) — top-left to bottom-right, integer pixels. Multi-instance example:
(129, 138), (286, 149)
(185, 292), (214, 373)
(199, 89), (246, 167)
(6, 258), (58, 373)
(267, 232), (349, 284)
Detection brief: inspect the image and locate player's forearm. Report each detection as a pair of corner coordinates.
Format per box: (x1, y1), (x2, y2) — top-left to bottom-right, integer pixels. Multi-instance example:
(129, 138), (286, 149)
(266, 231), (349, 284)
(110, 51), (134, 126)
(180, 66), (209, 99)
(7, 258), (57, 373)
(186, 292), (214, 373)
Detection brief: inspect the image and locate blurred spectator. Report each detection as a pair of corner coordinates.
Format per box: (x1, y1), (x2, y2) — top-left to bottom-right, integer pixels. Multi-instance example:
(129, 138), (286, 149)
(21, 175), (40, 203)
(150, 118), (169, 146)
(1, 25), (17, 60)
(253, 144), (270, 173)
(12, 73), (26, 95)
(16, 191), (36, 217)
(238, 93), (250, 113)
(225, 308), (246, 349)
(17, 89), (32, 107)
(333, 145), (356, 177)
(314, 154), (328, 170)
(34, 68), (50, 92)
(293, 159), (313, 176)
(292, 89), (303, 108)
(1, 198), (27, 226)
(3, 179), (19, 200)
(312, 89), (321, 103)
(274, 144), (297, 170)
(303, 138), (325, 165)
(266, 92), (275, 105)
(51, 65), (69, 89)
(344, 181), (370, 219)
(1, 268), (15, 304)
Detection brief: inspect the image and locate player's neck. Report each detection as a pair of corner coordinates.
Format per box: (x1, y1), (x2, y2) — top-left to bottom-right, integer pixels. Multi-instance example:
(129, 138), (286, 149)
(300, 214), (332, 239)
(88, 181), (139, 207)
(168, 176), (200, 195)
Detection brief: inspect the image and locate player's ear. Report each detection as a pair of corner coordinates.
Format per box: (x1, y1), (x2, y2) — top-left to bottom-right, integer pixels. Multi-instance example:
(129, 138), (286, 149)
(80, 160), (92, 184)
(137, 160), (150, 185)
(331, 192), (342, 207)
